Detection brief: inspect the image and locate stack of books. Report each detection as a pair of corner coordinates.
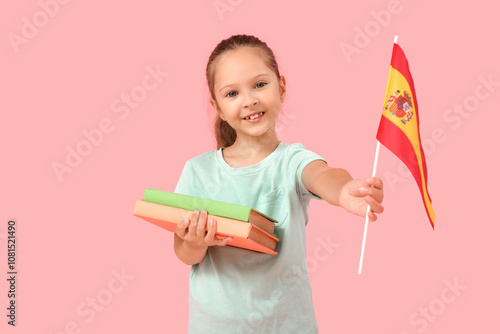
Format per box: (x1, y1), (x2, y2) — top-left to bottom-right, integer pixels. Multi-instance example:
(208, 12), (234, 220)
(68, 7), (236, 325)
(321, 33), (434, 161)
(133, 188), (280, 255)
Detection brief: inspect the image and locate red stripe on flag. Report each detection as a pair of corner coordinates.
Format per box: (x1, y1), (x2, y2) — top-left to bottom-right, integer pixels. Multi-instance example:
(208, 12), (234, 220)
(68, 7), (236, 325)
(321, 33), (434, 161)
(391, 44), (419, 116)
(376, 115), (434, 228)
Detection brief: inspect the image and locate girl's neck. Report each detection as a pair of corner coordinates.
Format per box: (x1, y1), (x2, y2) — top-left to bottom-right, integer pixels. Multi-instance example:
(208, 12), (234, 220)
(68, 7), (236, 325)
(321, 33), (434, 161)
(222, 134), (280, 168)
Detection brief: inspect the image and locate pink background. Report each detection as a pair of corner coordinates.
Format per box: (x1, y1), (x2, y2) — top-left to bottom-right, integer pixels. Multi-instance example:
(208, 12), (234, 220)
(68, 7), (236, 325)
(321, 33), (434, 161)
(2, 0), (499, 333)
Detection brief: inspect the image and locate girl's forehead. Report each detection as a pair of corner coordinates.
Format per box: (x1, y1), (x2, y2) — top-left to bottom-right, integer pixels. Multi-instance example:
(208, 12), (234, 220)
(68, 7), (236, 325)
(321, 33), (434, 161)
(215, 48), (271, 76)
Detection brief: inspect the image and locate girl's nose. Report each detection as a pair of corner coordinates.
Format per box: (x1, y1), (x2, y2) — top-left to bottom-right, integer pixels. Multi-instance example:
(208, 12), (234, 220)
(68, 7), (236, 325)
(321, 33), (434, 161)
(243, 98), (258, 108)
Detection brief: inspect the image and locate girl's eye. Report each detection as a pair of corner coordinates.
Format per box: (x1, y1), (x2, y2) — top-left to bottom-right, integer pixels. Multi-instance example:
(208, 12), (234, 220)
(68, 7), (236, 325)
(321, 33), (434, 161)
(255, 82), (267, 89)
(225, 91), (238, 98)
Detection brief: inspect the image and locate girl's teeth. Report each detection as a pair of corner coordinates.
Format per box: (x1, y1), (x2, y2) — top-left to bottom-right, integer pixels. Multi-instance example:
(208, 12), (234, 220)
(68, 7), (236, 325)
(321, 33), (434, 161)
(247, 112), (263, 120)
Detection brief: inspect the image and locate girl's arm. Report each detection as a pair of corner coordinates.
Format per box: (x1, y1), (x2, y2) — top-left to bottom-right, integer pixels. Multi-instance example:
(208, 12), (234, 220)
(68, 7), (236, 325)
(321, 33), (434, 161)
(302, 160), (384, 221)
(174, 209), (232, 265)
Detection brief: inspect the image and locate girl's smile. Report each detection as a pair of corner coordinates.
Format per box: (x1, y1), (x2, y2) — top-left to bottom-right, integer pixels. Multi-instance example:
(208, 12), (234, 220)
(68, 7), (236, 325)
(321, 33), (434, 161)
(243, 111), (265, 121)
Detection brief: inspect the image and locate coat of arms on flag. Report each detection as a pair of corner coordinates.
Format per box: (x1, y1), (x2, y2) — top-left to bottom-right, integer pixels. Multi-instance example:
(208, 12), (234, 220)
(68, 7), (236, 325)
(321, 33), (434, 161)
(385, 90), (414, 124)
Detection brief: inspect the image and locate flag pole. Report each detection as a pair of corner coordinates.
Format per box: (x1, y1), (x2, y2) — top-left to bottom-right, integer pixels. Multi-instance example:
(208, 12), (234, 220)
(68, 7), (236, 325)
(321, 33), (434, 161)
(358, 35), (398, 275)
(357, 141), (381, 274)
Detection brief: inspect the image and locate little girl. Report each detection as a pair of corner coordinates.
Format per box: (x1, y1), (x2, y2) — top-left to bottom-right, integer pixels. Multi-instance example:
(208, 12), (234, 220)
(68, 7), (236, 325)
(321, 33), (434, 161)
(173, 34), (384, 334)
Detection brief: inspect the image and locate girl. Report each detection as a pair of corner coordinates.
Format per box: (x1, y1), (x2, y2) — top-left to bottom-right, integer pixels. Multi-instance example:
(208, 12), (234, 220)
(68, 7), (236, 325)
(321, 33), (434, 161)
(173, 34), (384, 333)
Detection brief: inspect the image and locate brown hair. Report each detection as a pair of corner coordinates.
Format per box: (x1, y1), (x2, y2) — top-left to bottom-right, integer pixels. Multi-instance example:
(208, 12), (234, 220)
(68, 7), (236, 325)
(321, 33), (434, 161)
(206, 34), (281, 149)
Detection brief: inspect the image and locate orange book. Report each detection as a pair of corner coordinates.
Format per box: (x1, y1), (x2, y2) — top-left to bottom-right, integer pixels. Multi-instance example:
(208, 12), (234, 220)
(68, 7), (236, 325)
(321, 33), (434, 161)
(133, 200), (279, 255)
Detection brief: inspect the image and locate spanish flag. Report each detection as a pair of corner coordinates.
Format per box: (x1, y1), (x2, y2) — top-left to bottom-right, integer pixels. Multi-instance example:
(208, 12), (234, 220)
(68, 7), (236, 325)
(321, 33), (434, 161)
(376, 41), (436, 228)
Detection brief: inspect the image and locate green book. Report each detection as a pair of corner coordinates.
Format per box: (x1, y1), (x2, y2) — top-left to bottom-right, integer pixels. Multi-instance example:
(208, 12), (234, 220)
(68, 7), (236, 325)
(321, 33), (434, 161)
(143, 188), (277, 234)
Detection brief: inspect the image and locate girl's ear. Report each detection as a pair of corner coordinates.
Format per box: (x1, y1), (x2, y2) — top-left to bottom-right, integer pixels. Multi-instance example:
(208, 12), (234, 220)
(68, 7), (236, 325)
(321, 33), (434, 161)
(210, 98), (226, 121)
(279, 76), (287, 103)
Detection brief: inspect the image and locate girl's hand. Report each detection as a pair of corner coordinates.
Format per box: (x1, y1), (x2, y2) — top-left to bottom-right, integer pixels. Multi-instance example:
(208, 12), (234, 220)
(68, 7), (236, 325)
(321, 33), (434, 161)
(338, 177), (384, 222)
(175, 210), (232, 248)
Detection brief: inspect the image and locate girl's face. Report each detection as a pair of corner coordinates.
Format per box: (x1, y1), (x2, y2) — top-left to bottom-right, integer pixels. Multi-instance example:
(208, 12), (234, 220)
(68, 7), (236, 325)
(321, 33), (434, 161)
(211, 47), (286, 142)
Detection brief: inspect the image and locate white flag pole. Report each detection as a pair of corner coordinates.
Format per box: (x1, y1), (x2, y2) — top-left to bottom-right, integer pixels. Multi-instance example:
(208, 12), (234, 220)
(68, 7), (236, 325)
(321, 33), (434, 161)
(357, 141), (381, 274)
(357, 35), (398, 275)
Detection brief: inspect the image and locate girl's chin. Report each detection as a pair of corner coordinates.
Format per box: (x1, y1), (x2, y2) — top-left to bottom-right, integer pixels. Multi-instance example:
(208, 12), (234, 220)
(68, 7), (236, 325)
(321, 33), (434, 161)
(237, 126), (278, 140)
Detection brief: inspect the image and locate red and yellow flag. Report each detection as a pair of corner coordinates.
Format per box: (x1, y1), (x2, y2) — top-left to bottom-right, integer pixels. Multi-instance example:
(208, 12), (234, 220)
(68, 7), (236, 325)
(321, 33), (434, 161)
(376, 42), (436, 228)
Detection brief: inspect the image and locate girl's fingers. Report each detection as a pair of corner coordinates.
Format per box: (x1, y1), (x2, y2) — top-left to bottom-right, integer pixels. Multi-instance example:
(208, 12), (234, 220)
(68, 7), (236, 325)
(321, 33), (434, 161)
(367, 176), (384, 191)
(186, 210), (232, 246)
(366, 196), (384, 214)
(176, 219), (190, 239)
(211, 236), (232, 247)
(188, 210), (200, 237)
(205, 220), (232, 246)
(367, 188), (384, 204)
(360, 179), (384, 204)
(368, 211), (378, 222)
(219, 236), (232, 246)
(205, 218), (216, 242)
(197, 210), (209, 237)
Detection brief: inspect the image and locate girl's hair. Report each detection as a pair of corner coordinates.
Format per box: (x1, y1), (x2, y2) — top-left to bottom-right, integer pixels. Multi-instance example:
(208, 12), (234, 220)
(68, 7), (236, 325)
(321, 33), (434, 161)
(206, 34), (281, 149)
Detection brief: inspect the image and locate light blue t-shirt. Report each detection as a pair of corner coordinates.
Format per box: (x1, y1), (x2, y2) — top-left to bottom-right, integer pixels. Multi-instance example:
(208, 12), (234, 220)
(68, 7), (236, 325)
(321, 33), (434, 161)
(174, 142), (326, 334)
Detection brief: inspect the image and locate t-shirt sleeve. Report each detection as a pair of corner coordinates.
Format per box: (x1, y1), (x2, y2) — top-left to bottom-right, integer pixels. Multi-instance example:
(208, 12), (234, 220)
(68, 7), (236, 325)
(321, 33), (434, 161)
(174, 160), (194, 195)
(288, 143), (327, 200)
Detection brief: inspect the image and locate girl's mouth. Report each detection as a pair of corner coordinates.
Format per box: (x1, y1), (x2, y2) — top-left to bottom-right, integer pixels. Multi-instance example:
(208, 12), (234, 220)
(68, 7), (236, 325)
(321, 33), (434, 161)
(243, 112), (264, 121)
